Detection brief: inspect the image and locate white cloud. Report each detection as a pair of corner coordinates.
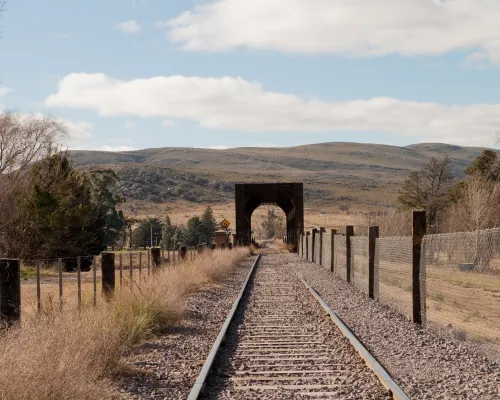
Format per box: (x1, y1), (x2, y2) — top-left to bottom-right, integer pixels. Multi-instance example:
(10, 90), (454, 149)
(115, 20), (141, 34)
(98, 145), (138, 152)
(164, 0), (500, 64)
(0, 87), (12, 98)
(161, 119), (176, 128)
(60, 119), (93, 150)
(45, 73), (500, 146)
(125, 120), (138, 129)
(206, 145), (230, 150)
(466, 52), (487, 63)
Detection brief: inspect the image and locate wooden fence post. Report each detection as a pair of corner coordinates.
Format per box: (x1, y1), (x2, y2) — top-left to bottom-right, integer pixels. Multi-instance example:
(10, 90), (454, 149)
(413, 211), (426, 325)
(77, 257), (82, 310)
(129, 252), (133, 288)
(151, 248), (161, 270)
(101, 252), (115, 300)
(179, 246), (187, 260)
(330, 229), (337, 272)
(319, 227), (326, 266)
(368, 226), (379, 300)
(311, 228), (318, 263)
(346, 226), (354, 283)
(58, 258), (63, 310)
(0, 259), (21, 327)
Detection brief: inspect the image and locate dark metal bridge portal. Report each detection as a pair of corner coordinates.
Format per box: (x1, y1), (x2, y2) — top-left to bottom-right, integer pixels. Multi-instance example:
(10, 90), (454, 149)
(235, 183), (304, 250)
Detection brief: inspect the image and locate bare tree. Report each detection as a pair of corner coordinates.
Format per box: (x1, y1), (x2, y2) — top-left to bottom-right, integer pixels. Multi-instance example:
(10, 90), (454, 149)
(398, 157), (454, 233)
(0, 111), (67, 179)
(446, 174), (500, 232)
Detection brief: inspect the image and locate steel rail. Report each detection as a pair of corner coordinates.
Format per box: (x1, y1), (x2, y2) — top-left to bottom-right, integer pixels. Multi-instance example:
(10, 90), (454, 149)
(187, 253), (261, 400)
(275, 246), (410, 400)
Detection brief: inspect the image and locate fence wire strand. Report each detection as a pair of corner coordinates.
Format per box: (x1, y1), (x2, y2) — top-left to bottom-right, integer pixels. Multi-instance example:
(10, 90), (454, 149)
(314, 233), (321, 264)
(322, 233), (332, 269)
(375, 236), (413, 319)
(351, 236), (369, 295)
(334, 235), (347, 281)
(422, 229), (500, 348)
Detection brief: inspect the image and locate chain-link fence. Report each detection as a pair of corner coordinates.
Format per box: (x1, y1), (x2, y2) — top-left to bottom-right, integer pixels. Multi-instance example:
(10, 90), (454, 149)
(375, 236), (413, 320)
(314, 232), (321, 264)
(422, 229), (500, 346)
(322, 233), (332, 270)
(297, 220), (500, 354)
(351, 236), (369, 295)
(334, 235), (347, 281)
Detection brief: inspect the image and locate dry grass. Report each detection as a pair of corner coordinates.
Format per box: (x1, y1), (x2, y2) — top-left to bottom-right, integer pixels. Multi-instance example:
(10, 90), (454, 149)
(0, 248), (250, 400)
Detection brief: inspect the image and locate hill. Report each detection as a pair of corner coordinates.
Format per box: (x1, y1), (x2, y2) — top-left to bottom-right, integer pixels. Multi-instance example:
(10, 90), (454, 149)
(70, 142), (488, 218)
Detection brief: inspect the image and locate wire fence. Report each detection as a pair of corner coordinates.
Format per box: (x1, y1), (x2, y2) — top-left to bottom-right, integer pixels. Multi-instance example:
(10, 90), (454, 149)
(351, 236), (369, 295)
(322, 233), (332, 270)
(375, 236), (414, 320)
(422, 229), (500, 344)
(333, 235), (347, 281)
(307, 235), (313, 262)
(0, 246), (204, 323)
(314, 233), (321, 264)
(298, 219), (500, 356)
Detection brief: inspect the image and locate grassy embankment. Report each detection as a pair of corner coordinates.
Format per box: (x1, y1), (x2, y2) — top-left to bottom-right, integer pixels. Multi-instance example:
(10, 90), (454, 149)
(0, 248), (250, 400)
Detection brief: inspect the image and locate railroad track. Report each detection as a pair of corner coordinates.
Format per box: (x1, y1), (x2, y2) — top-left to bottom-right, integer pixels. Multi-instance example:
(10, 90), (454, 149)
(188, 245), (408, 399)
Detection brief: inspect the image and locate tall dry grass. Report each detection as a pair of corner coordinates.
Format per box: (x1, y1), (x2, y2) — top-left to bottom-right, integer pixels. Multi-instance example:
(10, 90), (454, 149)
(0, 248), (250, 400)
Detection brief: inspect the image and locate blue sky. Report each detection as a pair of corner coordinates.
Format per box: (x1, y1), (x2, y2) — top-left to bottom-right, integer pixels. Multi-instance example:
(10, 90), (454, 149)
(1, 0), (500, 151)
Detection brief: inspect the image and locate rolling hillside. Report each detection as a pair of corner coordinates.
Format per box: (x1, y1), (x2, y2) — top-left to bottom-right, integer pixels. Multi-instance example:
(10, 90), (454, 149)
(71, 142), (488, 215)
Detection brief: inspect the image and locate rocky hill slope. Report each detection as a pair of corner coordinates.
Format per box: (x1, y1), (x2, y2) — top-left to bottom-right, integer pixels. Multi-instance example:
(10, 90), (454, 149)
(71, 142), (488, 209)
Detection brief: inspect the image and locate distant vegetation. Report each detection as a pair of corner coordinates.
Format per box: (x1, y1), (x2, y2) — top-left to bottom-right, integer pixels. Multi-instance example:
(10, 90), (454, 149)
(130, 206), (217, 249)
(0, 112), (125, 260)
(397, 149), (500, 233)
(70, 141), (488, 212)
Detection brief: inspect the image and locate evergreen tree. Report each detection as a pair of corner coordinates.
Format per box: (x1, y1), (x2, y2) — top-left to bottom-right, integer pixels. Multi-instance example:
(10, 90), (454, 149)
(465, 150), (500, 181)
(171, 224), (186, 249)
(160, 215), (176, 249)
(131, 218), (162, 248)
(186, 216), (202, 246)
(199, 206), (216, 244)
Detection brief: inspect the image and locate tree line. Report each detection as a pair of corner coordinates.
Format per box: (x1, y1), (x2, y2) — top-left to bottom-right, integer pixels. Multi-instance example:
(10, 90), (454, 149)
(0, 112), (126, 259)
(0, 112), (219, 261)
(130, 206), (217, 249)
(398, 149), (500, 233)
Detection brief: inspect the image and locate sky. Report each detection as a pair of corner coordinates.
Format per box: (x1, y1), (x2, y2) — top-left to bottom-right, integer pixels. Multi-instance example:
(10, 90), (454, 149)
(1, 0), (500, 151)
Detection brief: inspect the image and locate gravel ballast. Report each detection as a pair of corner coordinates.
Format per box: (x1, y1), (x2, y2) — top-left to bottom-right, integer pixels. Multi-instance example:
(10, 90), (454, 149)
(203, 250), (391, 399)
(287, 253), (500, 400)
(116, 256), (255, 400)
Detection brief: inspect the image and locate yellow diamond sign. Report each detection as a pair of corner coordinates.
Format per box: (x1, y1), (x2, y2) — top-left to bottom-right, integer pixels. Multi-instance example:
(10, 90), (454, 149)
(221, 219), (230, 229)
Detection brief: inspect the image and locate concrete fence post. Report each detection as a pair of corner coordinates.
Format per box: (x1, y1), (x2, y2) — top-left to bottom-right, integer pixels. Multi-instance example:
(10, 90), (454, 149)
(311, 228), (318, 263)
(151, 248), (161, 269)
(330, 229), (337, 273)
(0, 259), (21, 327)
(101, 252), (115, 300)
(412, 211), (426, 326)
(368, 226), (379, 300)
(319, 227), (326, 266)
(346, 226), (354, 283)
